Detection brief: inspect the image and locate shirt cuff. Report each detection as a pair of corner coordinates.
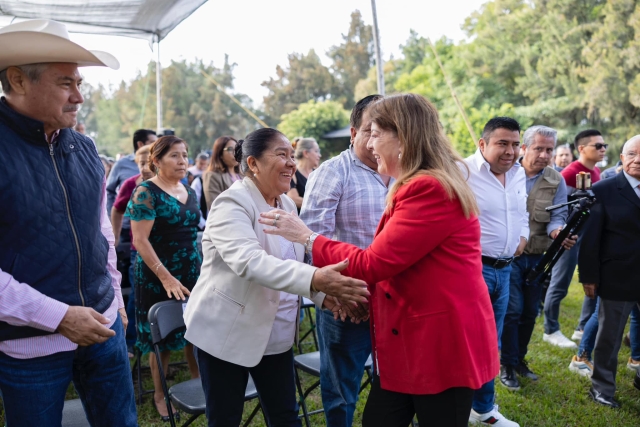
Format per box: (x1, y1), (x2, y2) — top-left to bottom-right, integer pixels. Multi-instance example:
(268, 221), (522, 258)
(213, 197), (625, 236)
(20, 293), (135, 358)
(30, 297), (69, 332)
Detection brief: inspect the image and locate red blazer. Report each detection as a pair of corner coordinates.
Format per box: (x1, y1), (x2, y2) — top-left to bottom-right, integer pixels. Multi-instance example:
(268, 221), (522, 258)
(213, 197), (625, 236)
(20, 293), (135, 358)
(313, 175), (499, 395)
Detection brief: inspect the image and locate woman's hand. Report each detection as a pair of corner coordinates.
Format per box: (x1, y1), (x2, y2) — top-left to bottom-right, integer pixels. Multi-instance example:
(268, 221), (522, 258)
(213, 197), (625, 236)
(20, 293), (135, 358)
(323, 297), (370, 323)
(160, 274), (191, 301)
(312, 259), (370, 306)
(258, 209), (313, 244)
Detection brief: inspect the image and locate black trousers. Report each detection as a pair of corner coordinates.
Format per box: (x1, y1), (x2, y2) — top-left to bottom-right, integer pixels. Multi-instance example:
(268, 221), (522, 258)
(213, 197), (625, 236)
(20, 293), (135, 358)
(362, 375), (474, 427)
(592, 299), (640, 397)
(195, 346), (301, 427)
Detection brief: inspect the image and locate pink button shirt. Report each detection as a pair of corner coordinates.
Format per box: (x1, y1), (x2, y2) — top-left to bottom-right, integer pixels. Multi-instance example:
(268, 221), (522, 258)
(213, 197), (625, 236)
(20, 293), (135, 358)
(0, 134), (123, 359)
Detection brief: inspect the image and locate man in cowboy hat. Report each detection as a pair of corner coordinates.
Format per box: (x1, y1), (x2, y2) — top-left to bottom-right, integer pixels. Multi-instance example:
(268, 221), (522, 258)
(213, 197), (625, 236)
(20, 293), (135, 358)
(0, 20), (137, 426)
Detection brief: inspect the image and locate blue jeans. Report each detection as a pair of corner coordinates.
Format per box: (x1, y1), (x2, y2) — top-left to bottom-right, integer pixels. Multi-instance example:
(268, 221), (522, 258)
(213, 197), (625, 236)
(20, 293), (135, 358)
(543, 237), (581, 334)
(317, 308), (372, 427)
(631, 306), (640, 360)
(577, 296), (597, 331)
(578, 298), (600, 359)
(472, 264), (512, 414)
(501, 254), (544, 367)
(579, 300), (640, 360)
(125, 249), (137, 348)
(0, 314), (137, 427)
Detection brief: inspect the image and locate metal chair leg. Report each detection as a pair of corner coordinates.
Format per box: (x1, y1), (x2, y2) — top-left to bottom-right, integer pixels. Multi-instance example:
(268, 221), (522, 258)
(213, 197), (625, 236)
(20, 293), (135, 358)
(294, 368), (312, 427)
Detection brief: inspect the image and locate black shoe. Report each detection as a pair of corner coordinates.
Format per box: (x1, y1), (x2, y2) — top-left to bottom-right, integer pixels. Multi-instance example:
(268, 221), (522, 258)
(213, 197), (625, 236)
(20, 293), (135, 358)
(634, 371), (640, 391)
(515, 359), (539, 381)
(499, 365), (521, 391)
(589, 387), (620, 408)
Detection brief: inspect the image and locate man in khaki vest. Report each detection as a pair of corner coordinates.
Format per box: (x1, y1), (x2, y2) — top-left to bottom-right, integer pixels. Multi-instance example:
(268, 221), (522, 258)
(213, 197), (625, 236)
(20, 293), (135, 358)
(500, 126), (577, 391)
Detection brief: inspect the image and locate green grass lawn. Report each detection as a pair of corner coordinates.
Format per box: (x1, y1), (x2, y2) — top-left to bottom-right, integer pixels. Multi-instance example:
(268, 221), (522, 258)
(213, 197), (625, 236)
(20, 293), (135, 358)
(2, 277), (639, 426)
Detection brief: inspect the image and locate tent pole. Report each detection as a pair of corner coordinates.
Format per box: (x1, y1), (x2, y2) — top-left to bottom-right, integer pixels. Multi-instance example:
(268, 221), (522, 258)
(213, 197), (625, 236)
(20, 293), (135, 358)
(370, 0), (385, 95)
(155, 35), (163, 131)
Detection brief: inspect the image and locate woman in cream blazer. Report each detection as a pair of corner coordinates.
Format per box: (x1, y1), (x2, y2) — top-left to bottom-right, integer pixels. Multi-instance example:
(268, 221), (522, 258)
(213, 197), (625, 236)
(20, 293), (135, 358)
(184, 128), (369, 427)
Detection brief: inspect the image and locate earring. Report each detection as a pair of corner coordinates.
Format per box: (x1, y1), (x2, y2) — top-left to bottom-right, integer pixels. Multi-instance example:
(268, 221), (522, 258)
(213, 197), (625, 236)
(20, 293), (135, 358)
(398, 152), (402, 159)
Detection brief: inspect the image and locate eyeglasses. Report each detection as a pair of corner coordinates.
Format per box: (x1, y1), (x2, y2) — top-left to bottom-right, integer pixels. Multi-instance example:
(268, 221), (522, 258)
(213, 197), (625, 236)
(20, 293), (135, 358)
(586, 143), (608, 150)
(223, 147), (235, 153)
(623, 151), (639, 159)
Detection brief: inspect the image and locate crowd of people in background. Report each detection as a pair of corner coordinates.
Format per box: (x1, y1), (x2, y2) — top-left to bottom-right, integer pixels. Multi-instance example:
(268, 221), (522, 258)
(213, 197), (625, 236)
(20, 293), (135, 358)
(2, 18), (640, 427)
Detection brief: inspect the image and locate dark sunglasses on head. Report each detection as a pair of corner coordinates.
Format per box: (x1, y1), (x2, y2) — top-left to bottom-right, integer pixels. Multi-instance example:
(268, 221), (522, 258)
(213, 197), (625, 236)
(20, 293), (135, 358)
(587, 143), (608, 150)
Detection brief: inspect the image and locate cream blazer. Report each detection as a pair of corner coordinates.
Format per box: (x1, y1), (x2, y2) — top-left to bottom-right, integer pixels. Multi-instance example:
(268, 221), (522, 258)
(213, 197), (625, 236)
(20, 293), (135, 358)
(184, 177), (325, 367)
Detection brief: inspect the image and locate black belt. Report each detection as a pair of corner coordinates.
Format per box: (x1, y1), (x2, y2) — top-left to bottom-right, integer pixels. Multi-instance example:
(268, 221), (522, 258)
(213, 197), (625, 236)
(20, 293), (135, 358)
(481, 256), (514, 270)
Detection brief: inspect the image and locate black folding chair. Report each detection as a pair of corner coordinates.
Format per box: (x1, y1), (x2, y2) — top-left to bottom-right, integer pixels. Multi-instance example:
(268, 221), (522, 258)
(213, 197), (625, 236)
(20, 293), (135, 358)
(61, 399), (89, 427)
(297, 298), (319, 353)
(148, 299), (266, 427)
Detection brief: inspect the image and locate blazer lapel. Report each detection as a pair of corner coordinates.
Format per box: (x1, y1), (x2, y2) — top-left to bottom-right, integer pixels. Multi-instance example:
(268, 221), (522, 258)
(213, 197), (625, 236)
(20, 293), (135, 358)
(616, 173), (640, 211)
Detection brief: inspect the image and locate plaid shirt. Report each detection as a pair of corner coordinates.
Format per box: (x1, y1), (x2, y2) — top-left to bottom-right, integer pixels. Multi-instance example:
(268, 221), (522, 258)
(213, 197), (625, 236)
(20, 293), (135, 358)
(300, 147), (391, 249)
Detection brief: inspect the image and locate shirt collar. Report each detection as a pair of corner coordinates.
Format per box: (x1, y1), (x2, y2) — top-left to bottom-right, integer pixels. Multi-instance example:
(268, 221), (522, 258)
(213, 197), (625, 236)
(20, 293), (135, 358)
(623, 170), (640, 189)
(45, 129), (61, 144)
(348, 146), (377, 174)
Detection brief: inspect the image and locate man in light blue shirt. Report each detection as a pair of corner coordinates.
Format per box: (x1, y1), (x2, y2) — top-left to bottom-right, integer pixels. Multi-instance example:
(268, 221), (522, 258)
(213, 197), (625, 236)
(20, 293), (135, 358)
(300, 95), (391, 427)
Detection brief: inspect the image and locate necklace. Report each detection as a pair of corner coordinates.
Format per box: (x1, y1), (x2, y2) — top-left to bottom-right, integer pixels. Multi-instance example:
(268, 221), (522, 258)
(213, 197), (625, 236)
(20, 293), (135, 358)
(156, 176), (183, 200)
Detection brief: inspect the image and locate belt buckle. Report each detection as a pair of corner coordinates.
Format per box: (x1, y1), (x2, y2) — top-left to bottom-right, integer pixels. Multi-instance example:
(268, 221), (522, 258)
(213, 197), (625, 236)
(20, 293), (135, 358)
(493, 259), (504, 269)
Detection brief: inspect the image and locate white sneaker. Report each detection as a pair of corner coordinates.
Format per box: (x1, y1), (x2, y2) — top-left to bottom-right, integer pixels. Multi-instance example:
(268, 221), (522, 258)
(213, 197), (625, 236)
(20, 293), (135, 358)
(627, 357), (640, 371)
(469, 405), (520, 426)
(571, 330), (583, 341)
(543, 330), (578, 348)
(568, 355), (593, 377)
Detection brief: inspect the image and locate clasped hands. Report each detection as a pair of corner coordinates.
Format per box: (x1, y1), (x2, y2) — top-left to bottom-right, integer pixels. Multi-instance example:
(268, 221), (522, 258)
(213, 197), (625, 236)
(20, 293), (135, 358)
(258, 209), (371, 323)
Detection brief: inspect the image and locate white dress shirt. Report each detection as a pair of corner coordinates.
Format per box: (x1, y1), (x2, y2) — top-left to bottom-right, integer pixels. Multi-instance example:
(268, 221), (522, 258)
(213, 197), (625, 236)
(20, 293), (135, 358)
(463, 149), (529, 258)
(624, 171), (640, 198)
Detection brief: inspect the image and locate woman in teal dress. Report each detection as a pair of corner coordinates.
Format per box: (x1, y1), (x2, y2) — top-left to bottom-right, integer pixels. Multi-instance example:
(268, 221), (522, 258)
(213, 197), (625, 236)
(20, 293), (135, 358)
(126, 135), (202, 421)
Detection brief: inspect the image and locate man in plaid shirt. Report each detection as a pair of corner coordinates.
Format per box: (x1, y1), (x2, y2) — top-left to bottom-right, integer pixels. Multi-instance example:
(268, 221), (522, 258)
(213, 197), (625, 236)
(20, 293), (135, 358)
(300, 95), (392, 427)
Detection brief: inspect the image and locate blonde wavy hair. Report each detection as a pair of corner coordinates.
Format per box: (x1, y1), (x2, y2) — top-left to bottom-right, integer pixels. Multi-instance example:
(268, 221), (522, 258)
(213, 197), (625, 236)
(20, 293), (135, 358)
(368, 93), (478, 218)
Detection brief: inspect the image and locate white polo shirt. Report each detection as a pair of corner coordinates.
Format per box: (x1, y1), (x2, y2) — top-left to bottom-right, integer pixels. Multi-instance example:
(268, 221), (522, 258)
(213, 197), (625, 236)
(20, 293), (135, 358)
(463, 149), (530, 258)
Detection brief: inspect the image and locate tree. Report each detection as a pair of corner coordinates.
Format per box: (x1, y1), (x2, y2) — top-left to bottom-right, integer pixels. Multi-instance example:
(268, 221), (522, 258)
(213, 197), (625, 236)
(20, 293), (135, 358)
(327, 10), (374, 107)
(87, 58), (258, 156)
(261, 50), (339, 125)
(277, 100), (350, 157)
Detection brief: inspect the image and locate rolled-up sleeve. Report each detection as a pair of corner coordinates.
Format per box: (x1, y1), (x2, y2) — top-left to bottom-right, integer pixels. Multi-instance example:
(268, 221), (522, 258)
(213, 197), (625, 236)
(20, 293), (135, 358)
(547, 180), (568, 235)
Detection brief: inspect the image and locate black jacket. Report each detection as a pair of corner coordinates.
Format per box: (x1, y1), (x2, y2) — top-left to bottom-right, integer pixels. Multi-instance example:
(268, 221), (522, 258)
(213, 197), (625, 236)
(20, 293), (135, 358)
(579, 172), (640, 301)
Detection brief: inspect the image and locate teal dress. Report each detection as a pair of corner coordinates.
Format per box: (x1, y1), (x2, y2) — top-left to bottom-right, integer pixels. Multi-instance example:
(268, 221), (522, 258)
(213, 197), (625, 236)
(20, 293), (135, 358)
(126, 181), (202, 355)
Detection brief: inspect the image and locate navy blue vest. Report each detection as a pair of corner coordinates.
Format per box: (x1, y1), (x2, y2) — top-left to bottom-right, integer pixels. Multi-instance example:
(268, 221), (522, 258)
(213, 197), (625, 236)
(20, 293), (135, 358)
(0, 98), (114, 341)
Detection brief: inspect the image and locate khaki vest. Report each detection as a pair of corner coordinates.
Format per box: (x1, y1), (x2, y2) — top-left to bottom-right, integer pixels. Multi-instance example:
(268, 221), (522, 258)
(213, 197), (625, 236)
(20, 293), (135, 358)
(524, 167), (562, 255)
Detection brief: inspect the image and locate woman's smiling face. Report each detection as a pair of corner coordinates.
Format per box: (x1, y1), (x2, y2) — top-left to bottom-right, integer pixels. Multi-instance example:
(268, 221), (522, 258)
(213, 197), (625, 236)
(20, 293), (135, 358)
(251, 135), (297, 200)
(368, 121), (402, 178)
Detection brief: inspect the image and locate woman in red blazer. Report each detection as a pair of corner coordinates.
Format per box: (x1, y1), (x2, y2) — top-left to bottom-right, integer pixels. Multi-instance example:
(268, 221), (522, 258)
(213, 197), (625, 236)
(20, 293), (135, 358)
(260, 94), (498, 427)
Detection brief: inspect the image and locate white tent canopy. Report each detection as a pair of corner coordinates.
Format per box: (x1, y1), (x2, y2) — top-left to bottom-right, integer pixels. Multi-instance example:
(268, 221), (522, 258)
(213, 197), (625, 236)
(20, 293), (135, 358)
(0, 0), (208, 129)
(0, 0), (207, 41)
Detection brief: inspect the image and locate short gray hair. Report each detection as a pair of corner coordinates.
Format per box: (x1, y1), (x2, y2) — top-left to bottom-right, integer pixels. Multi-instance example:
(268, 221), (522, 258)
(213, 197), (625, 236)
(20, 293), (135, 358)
(522, 125), (558, 148)
(195, 152), (210, 161)
(622, 135), (640, 154)
(0, 63), (50, 95)
(292, 137), (318, 160)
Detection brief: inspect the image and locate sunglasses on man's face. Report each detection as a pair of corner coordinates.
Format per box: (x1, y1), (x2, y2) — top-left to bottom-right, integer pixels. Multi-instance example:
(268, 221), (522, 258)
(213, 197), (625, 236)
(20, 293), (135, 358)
(587, 143), (608, 150)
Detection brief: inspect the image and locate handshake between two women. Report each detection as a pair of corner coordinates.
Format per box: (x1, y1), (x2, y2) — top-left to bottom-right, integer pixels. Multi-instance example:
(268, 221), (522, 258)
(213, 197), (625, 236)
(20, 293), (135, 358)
(258, 209), (371, 324)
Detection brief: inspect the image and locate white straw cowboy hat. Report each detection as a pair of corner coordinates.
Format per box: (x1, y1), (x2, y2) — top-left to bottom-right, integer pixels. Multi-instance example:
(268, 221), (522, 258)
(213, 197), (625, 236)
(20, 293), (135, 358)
(0, 19), (119, 71)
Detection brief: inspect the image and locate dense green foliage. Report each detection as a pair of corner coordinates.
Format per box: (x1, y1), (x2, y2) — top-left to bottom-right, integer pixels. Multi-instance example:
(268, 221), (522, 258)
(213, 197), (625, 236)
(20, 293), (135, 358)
(356, 0), (640, 158)
(278, 100), (350, 157)
(81, 58), (259, 156)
